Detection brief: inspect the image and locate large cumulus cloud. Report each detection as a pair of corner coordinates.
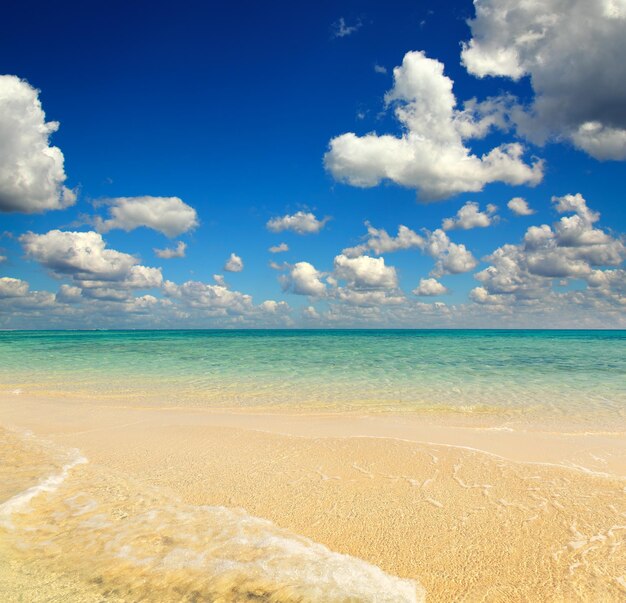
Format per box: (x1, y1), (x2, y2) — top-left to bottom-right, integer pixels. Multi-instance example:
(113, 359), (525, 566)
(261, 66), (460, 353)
(462, 0), (626, 159)
(325, 51), (543, 200)
(0, 75), (75, 213)
(20, 230), (163, 300)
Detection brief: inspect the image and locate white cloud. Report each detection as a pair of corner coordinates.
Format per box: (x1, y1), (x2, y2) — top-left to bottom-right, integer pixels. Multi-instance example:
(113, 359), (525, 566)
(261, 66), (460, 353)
(333, 254), (398, 290)
(224, 252), (244, 272)
(269, 242), (289, 253)
(442, 201), (497, 230)
(126, 294), (162, 313)
(259, 299), (290, 314)
(302, 305), (320, 320)
(335, 288), (405, 306)
(507, 197), (535, 216)
(413, 278), (449, 296)
(344, 221), (478, 277)
(332, 17), (362, 38)
(343, 223), (424, 257)
(161, 278), (293, 324)
(424, 229), (478, 276)
(552, 193), (599, 227)
(469, 286), (508, 306)
(280, 262), (327, 297)
(94, 196), (198, 237)
(462, 0), (626, 160)
(0, 276), (56, 316)
(163, 279), (253, 314)
(0, 277), (29, 298)
(314, 298), (456, 326)
(374, 63), (387, 74)
(159, 279), (292, 325)
(267, 211), (329, 235)
(154, 241), (186, 259)
(55, 284), (82, 304)
(0, 75), (75, 213)
(123, 265), (163, 289)
(20, 230), (163, 298)
(474, 194), (625, 303)
(21, 230), (136, 280)
(325, 51), (543, 201)
(586, 268), (626, 299)
(0, 273), (296, 328)
(330, 254), (404, 307)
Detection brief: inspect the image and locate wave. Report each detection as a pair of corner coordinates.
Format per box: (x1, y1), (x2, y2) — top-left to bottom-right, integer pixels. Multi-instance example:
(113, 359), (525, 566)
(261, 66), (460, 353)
(0, 429), (424, 602)
(0, 449), (86, 528)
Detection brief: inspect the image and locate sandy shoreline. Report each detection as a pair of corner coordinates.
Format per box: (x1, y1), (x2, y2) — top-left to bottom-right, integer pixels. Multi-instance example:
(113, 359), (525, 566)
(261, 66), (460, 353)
(1, 396), (625, 601)
(3, 395), (626, 477)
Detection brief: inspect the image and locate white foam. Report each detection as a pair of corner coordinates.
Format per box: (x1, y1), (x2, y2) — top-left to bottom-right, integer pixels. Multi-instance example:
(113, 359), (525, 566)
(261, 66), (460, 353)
(0, 451), (87, 528)
(101, 502), (425, 601)
(1, 432), (425, 601)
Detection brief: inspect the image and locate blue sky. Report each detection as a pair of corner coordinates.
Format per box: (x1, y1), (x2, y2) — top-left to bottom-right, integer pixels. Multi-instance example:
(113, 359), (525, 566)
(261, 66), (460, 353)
(1, 0), (625, 327)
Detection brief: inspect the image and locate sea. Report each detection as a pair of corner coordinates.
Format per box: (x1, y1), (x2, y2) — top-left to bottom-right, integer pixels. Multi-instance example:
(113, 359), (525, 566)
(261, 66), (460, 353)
(1, 329), (624, 429)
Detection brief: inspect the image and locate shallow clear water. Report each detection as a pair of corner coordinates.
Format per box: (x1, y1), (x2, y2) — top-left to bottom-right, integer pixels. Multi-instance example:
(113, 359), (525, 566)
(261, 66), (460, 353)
(0, 426), (423, 602)
(1, 329), (625, 428)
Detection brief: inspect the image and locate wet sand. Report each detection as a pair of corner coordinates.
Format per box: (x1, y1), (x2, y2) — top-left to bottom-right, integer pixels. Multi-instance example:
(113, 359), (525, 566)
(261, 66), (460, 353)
(1, 396), (625, 601)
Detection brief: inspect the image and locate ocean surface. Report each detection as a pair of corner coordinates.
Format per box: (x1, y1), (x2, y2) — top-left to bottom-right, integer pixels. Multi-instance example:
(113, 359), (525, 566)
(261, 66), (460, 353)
(1, 329), (625, 429)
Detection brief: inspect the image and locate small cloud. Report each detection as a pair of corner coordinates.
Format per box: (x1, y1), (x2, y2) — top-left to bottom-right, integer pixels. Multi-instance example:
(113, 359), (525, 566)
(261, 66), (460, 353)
(413, 278), (448, 297)
(154, 241), (186, 259)
(302, 305), (320, 320)
(0, 276), (29, 298)
(373, 63), (387, 74)
(334, 254), (398, 290)
(269, 242), (289, 253)
(266, 211), (330, 235)
(442, 201), (498, 231)
(331, 17), (362, 39)
(507, 197), (536, 216)
(280, 262), (327, 297)
(224, 252), (244, 272)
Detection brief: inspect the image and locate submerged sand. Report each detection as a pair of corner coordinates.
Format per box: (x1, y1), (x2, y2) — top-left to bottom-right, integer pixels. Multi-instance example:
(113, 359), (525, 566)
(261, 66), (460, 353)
(1, 396), (625, 602)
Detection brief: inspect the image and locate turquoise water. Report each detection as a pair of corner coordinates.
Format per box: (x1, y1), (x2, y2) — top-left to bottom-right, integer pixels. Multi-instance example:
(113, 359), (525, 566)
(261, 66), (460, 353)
(0, 330), (625, 428)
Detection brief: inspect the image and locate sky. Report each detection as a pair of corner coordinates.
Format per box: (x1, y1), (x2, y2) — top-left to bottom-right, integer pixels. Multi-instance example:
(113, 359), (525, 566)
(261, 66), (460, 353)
(0, 0), (625, 328)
